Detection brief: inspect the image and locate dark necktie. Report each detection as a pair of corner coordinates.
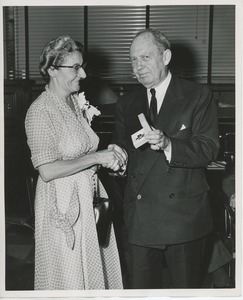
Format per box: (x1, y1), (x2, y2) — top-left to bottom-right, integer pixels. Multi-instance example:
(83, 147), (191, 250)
(149, 88), (157, 125)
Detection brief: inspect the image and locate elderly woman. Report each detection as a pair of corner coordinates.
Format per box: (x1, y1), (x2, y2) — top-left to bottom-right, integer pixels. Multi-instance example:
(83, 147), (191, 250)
(25, 35), (126, 290)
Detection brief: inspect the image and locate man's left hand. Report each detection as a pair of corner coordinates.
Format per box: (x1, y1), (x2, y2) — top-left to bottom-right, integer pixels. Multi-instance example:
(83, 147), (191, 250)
(145, 129), (171, 151)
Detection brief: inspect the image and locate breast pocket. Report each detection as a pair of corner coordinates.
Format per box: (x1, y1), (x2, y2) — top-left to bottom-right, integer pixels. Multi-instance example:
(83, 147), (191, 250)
(178, 127), (191, 138)
(172, 125), (191, 139)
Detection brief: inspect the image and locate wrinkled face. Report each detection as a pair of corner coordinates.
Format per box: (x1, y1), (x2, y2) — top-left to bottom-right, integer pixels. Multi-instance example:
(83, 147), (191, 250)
(53, 50), (86, 95)
(130, 33), (171, 89)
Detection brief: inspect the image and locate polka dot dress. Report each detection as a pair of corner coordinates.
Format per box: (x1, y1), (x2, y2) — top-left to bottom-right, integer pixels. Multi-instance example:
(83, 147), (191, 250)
(25, 86), (123, 290)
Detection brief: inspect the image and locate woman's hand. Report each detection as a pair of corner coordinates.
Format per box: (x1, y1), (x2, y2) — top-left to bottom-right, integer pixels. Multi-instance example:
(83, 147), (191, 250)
(108, 144), (127, 166)
(95, 148), (124, 171)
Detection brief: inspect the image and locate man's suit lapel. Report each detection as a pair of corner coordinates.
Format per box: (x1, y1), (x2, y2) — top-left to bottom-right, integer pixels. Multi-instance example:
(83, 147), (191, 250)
(155, 76), (188, 135)
(128, 87), (148, 120)
(126, 87), (152, 139)
(131, 77), (188, 135)
(134, 77), (189, 193)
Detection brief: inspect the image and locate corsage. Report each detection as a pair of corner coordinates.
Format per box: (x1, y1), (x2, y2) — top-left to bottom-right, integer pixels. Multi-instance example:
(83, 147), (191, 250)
(72, 92), (101, 125)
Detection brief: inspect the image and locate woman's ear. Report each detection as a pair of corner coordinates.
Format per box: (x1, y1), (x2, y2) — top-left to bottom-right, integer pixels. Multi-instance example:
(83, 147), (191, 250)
(47, 66), (57, 78)
(163, 49), (172, 66)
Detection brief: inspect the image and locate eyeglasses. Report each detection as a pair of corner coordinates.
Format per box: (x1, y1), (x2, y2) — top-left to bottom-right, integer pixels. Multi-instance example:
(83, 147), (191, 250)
(53, 62), (87, 72)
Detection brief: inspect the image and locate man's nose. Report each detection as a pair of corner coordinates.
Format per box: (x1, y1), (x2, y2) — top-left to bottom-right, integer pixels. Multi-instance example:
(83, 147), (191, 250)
(136, 58), (145, 70)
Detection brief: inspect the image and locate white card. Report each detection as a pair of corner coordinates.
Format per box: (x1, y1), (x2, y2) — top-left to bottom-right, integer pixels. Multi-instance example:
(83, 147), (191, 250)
(138, 113), (152, 132)
(131, 128), (147, 148)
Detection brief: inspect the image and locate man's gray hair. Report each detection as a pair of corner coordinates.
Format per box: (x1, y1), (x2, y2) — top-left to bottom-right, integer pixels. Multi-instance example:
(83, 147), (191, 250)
(132, 28), (171, 52)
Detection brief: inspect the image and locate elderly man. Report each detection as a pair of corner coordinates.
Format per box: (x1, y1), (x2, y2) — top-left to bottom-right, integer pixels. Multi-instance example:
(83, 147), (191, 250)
(109, 28), (219, 289)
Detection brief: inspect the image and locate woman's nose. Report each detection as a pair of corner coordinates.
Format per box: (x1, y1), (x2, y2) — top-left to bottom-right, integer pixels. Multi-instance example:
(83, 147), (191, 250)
(78, 67), (87, 79)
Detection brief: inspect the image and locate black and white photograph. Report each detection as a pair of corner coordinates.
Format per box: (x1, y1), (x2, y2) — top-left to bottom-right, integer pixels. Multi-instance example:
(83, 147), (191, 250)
(0, 0), (242, 298)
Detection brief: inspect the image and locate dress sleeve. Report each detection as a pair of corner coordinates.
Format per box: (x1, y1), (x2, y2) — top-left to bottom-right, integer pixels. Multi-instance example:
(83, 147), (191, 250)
(25, 102), (60, 169)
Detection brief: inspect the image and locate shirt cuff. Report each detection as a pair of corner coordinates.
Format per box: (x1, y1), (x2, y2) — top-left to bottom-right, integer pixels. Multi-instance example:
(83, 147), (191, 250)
(163, 140), (172, 162)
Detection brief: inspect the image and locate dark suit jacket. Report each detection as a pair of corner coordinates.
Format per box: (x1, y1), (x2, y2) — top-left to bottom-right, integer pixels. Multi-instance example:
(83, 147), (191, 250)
(112, 76), (220, 247)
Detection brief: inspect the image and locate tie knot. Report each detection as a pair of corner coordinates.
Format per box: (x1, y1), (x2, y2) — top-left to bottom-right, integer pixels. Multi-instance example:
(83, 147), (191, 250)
(150, 88), (156, 97)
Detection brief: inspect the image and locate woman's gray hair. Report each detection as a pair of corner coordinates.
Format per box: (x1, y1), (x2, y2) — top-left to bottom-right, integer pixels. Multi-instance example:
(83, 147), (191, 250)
(39, 35), (82, 83)
(132, 28), (171, 52)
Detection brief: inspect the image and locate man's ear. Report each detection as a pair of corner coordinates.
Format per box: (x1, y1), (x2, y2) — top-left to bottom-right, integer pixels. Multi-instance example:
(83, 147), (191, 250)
(48, 66), (57, 78)
(163, 49), (172, 66)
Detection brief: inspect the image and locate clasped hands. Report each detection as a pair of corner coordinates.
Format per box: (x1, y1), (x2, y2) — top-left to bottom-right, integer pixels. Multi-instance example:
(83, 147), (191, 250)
(98, 144), (128, 172)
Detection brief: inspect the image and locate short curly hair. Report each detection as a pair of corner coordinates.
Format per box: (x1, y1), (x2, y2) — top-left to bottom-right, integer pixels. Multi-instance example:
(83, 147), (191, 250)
(39, 35), (83, 83)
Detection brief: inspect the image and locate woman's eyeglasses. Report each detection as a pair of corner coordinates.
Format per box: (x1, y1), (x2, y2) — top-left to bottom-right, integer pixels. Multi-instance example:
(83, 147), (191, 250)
(53, 63), (87, 72)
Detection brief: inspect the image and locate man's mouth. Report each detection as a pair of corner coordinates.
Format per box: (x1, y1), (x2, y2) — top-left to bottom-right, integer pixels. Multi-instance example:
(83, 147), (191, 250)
(138, 73), (149, 78)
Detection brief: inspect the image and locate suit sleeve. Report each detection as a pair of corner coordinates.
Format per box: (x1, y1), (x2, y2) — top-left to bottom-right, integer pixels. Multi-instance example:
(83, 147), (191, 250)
(111, 96), (128, 152)
(169, 85), (220, 168)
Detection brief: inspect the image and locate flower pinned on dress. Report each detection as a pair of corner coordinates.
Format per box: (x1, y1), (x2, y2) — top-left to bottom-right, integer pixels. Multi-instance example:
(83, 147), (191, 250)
(72, 92), (101, 125)
(84, 105), (101, 125)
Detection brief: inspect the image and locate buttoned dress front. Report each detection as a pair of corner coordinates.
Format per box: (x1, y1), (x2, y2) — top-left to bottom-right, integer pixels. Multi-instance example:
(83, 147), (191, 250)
(25, 87), (123, 290)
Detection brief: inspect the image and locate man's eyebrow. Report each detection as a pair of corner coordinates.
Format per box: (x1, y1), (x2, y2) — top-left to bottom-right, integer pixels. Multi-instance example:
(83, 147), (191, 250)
(141, 51), (155, 56)
(130, 51), (154, 59)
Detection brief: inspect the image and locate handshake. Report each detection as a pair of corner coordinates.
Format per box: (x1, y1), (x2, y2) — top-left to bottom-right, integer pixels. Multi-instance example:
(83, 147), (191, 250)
(97, 144), (128, 173)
